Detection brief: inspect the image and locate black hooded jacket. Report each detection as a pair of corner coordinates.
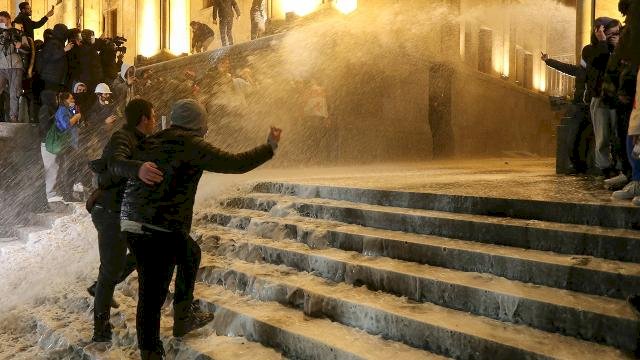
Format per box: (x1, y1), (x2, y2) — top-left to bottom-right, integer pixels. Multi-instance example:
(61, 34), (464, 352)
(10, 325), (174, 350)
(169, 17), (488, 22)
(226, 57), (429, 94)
(67, 43), (103, 87)
(121, 127), (273, 234)
(38, 24), (68, 86)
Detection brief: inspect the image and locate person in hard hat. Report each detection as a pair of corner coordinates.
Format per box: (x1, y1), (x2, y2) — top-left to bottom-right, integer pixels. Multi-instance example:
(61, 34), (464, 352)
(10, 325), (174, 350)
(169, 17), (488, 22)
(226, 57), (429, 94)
(85, 82), (118, 160)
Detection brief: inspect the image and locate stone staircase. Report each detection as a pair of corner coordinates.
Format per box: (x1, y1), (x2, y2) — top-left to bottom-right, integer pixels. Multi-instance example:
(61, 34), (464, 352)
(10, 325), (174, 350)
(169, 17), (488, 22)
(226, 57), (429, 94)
(187, 181), (640, 359)
(21, 180), (640, 359)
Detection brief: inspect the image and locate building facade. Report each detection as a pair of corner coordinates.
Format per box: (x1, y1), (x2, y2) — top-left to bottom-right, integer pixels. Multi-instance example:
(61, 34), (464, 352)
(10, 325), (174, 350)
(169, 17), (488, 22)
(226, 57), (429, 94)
(6, 0), (624, 94)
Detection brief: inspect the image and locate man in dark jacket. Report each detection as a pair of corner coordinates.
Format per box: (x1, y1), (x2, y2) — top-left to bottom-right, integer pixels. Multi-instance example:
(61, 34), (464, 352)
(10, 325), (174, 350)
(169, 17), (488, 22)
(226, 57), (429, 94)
(88, 98), (164, 343)
(38, 23), (71, 93)
(212, 0), (240, 46)
(542, 53), (592, 174)
(121, 99), (280, 359)
(190, 21), (215, 53)
(67, 29), (103, 94)
(14, 2), (53, 40)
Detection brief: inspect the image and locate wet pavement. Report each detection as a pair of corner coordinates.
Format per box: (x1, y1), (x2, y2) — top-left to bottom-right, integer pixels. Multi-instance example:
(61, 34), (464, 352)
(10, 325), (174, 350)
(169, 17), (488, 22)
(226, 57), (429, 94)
(202, 157), (620, 206)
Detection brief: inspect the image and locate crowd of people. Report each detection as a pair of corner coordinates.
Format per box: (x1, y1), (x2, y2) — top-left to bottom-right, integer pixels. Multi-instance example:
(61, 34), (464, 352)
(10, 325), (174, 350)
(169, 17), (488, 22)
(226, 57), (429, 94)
(543, 0), (640, 206)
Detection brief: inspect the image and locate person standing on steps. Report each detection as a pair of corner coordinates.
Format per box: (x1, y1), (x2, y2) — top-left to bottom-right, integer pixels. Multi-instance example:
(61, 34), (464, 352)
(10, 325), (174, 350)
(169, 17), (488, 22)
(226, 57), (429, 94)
(250, 0), (266, 40)
(120, 99), (280, 359)
(87, 98), (164, 343)
(212, 0), (240, 47)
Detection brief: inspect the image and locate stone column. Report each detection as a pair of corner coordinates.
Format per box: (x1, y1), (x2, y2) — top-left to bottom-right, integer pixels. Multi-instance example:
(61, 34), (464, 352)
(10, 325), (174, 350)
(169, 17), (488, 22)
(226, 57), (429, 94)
(478, 27), (493, 74)
(576, 0), (595, 60)
(524, 51), (534, 90)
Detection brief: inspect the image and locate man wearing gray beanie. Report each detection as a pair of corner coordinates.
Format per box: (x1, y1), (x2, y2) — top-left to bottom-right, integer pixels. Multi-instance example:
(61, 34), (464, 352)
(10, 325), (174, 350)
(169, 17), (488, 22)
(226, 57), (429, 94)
(120, 99), (281, 360)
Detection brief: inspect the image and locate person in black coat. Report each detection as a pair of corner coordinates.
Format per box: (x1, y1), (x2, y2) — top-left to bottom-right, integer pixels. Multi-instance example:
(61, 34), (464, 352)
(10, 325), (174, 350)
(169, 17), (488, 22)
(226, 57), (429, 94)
(38, 23), (71, 92)
(121, 99), (280, 359)
(87, 98), (163, 343)
(67, 29), (103, 93)
(542, 53), (592, 174)
(13, 1), (53, 40)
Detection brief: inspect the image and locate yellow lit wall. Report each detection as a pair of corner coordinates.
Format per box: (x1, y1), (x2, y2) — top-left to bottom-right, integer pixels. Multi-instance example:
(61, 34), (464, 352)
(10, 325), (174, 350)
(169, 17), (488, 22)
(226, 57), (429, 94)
(138, 0), (160, 57)
(595, 0), (623, 20)
(334, 0), (357, 14)
(170, 0), (189, 54)
(283, 0), (322, 16)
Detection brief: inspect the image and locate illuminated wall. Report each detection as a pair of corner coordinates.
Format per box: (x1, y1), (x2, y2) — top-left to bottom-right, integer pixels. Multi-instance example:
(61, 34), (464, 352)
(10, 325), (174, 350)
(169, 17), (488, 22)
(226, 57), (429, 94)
(138, 0), (160, 57)
(169, 0), (189, 54)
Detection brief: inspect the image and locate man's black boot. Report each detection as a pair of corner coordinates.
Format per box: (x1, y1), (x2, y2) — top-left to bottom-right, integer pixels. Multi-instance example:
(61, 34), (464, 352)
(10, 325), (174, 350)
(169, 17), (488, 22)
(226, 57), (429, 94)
(92, 312), (112, 343)
(141, 343), (165, 360)
(140, 350), (165, 360)
(173, 301), (215, 337)
(87, 282), (120, 309)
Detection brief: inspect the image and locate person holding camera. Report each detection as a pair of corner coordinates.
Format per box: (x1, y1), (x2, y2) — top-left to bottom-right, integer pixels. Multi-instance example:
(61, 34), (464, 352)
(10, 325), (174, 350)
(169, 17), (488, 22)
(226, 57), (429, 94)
(0, 11), (29, 122)
(14, 2), (53, 40)
(67, 29), (103, 100)
(98, 35), (126, 84)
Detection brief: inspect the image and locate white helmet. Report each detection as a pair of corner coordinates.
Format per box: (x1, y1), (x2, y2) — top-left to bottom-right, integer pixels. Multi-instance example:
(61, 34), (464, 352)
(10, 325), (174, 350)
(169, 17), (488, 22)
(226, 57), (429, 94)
(95, 83), (112, 94)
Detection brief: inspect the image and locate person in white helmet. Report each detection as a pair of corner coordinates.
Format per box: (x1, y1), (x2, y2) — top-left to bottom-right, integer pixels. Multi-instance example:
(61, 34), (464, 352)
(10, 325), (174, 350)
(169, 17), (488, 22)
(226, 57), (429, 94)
(86, 83), (118, 160)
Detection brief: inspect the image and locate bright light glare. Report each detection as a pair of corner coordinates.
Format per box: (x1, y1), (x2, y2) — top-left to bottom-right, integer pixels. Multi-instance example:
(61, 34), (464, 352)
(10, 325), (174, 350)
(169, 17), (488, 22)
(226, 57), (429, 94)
(170, 0), (189, 54)
(139, 0), (160, 57)
(334, 0), (357, 14)
(282, 0), (321, 16)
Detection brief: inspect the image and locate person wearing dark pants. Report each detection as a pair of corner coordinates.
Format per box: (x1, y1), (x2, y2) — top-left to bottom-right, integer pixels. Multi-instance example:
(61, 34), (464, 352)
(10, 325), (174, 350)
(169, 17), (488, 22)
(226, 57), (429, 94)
(123, 229), (202, 358)
(124, 229), (176, 358)
(89, 205), (136, 310)
(87, 98), (164, 343)
(212, 0), (240, 46)
(542, 53), (592, 174)
(121, 99), (280, 359)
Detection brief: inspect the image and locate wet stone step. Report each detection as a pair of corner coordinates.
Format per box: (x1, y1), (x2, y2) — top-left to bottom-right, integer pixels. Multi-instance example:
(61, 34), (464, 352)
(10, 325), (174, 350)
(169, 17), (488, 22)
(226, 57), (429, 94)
(253, 182), (640, 229)
(193, 282), (446, 360)
(196, 257), (632, 360)
(14, 226), (49, 243)
(222, 193), (640, 263)
(194, 224), (640, 352)
(31, 287), (284, 360)
(197, 208), (640, 299)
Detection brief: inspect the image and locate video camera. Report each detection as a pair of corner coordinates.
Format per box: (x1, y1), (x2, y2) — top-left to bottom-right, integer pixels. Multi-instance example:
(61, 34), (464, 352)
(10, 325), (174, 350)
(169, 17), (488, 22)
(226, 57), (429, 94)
(0, 27), (21, 48)
(105, 35), (127, 54)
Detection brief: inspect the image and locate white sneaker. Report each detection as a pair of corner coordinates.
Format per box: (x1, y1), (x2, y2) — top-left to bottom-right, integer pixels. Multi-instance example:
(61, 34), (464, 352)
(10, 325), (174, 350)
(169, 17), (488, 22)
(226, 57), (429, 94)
(604, 173), (628, 190)
(633, 196), (640, 206)
(73, 183), (84, 193)
(47, 196), (63, 203)
(612, 181), (640, 200)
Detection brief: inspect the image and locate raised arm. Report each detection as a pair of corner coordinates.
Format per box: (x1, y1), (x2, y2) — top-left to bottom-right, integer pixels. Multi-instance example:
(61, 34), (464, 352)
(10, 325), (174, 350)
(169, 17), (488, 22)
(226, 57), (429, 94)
(190, 138), (273, 174)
